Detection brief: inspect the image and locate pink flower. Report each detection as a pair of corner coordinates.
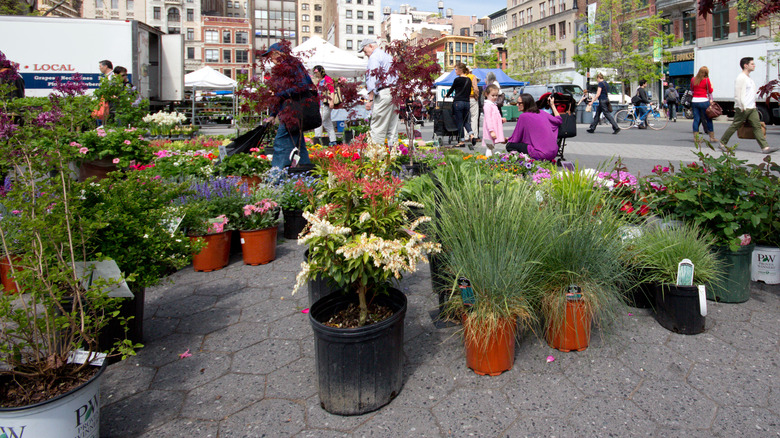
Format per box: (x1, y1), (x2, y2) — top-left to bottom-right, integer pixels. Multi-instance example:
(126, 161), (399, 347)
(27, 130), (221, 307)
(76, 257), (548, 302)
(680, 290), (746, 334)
(112, 158), (120, 164)
(79, 147), (89, 154)
(546, 355), (555, 363)
(739, 234), (752, 246)
(11, 210), (21, 214)
(70, 141), (81, 147)
(250, 147), (260, 152)
(96, 128), (107, 137)
(124, 139), (132, 145)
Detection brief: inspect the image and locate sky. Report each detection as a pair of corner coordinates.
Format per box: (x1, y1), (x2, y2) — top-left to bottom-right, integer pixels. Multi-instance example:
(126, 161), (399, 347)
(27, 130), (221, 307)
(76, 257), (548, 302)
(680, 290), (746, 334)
(380, 0), (507, 20)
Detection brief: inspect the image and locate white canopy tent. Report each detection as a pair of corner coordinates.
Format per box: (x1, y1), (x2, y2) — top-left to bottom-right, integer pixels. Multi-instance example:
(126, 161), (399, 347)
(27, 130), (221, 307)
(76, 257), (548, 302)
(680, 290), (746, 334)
(184, 66), (238, 125)
(292, 36), (367, 78)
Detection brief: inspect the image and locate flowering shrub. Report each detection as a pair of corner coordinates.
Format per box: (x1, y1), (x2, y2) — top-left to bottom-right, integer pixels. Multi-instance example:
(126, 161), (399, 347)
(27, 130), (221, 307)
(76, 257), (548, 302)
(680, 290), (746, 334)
(143, 111), (188, 135)
(75, 127), (153, 167)
(293, 141), (440, 326)
(179, 177), (248, 235)
(237, 199), (281, 230)
(217, 149), (271, 177)
(146, 150), (217, 179)
(274, 170), (317, 211)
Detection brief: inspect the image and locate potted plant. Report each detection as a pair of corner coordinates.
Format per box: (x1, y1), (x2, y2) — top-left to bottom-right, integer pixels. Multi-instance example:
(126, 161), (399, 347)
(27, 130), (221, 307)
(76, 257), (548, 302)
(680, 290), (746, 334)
(142, 110), (187, 137)
(645, 147), (768, 302)
(432, 164), (556, 375)
(0, 67), (139, 435)
(631, 222), (723, 335)
(748, 155), (780, 284)
(216, 147), (272, 188)
(180, 177), (248, 272)
(292, 141), (440, 415)
(273, 169), (317, 240)
(75, 126), (154, 181)
(235, 193), (281, 266)
(538, 168), (631, 352)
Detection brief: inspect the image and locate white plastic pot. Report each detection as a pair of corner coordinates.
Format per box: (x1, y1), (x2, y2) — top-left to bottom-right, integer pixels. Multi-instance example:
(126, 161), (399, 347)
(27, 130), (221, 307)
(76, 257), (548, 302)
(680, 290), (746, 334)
(751, 246), (780, 284)
(0, 365), (104, 438)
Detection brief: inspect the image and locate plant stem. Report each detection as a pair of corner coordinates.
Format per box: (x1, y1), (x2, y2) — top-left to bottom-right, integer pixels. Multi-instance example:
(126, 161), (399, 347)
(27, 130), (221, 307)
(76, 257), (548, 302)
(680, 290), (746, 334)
(358, 285), (368, 327)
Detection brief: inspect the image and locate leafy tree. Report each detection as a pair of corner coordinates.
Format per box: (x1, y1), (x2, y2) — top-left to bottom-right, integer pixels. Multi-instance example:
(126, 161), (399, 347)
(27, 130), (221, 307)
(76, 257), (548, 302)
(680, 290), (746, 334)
(573, 0), (676, 100)
(474, 41), (499, 69)
(506, 28), (561, 84)
(0, 0), (34, 15)
(700, 0), (779, 24)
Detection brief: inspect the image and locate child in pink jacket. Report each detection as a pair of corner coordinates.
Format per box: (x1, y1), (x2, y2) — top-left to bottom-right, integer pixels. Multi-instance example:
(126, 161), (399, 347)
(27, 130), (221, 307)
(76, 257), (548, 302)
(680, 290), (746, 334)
(482, 84), (506, 156)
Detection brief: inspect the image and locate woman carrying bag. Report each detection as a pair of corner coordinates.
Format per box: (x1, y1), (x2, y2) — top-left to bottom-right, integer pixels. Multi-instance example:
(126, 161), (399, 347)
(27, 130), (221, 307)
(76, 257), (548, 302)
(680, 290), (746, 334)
(690, 66), (720, 146)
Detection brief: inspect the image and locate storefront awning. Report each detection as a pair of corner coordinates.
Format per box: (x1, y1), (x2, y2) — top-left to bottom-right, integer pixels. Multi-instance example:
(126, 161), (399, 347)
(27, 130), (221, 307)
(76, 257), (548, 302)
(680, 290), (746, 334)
(669, 60), (694, 77)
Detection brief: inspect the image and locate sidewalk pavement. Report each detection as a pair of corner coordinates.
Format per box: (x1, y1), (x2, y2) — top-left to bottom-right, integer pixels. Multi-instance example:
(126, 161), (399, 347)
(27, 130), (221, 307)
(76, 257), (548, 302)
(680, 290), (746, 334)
(100, 235), (780, 437)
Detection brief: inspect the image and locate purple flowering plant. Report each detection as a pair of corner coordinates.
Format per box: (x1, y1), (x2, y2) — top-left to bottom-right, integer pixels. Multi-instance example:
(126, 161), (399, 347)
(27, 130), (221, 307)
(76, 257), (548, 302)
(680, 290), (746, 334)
(178, 177), (250, 235)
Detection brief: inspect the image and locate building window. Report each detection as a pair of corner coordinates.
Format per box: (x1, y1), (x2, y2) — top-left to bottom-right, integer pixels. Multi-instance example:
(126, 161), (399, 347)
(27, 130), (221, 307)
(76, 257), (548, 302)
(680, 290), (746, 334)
(236, 50), (248, 63)
(302, 36), (309, 42)
(539, 2), (545, 19)
(223, 30), (231, 43)
(302, 25), (310, 32)
(346, 10), (352, 18)
(713, 7), (729, 41)
(234, 1), (239, 7)
(549, 24), (556, 38)
(738, 14), (757, 36)
(519, 11), (523, 26)
(528, 7), (532, 22)
(223, 49), (231, 63)
(682, 10), (696, 45)
(346, 25), (353, 34)
(205, 30), (219, 43)
(187, 47), (195, 59)
(512, 13), (517, 27)
(314, 3), (321, 10)
(356, 0), (361, 4)
(126, 0), (133, 10)
(559, 49), (566, 64)
(367, 0), (372, 4)
(314, 15), (321, 22)
(302, 14), (309, 21)
(346, 40), (353, 50)
(455, 55), (461, 63)
(315, 26), (322, 33)
(455, 42), (461, 52)
(96, 0), (103, 8)
(236, 31), (247, 43)
(223, 69), (231, 78)
(357, 25), (363, 34)
(205, 49), (219, 62)
(111, 0), (118, 9)
(548, 0), (554, 15)
(468, 43), (473, 53)
(186, 8), (193, 21)
(357, 10), (363, 19)
(368, 26), (374, 34)
(167, 7), (180, 22)
(153, 6), (161, 19)
(559, 0), (565, 12)
(301, 2), (308, 9)
(227, 12), (232, 17)
(559, 21), (566, 39)
(368, 11), (373, 20)
(187, 28), (194, 40)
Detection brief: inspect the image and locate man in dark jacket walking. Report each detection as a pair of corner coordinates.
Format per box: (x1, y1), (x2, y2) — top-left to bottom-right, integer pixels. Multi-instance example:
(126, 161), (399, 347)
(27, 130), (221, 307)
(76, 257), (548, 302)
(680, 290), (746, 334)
(664, 86), (679, 122)
(633, 80), (651, 128)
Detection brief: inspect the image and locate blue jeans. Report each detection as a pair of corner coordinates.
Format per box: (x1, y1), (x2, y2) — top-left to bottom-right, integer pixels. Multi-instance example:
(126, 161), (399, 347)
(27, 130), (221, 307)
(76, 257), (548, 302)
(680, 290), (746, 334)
(667, 102), (677, 120)
(271, 122), (310, 169)
(692, 101), (714, 133)
(452, 100), (472, 141)
(635, 104), (649, 126)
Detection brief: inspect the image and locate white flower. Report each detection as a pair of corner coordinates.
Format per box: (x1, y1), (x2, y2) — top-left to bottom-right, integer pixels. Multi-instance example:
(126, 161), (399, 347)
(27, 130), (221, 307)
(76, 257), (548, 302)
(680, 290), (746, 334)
(359, 212), (371, 224)
(292, 261), (311, 295)
(298, 211), (351, 245)
(402, 201), (425, 209)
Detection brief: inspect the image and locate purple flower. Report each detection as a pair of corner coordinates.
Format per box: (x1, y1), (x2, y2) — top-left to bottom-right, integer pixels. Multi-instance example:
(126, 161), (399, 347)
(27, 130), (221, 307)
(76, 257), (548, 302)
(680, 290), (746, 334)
(34, 108), (62, 129)
(52, 74), (87, 96)
(0, 112), (19, 139)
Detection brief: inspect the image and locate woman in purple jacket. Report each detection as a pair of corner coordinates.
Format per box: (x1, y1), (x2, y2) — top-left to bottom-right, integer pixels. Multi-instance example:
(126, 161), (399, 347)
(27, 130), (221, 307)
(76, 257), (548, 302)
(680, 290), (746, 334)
(506, 93), (562, 162)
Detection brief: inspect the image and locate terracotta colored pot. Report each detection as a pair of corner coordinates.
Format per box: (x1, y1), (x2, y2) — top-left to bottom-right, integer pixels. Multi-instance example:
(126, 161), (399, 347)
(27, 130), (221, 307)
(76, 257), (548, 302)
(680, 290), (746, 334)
(190, 231), (232, 272)
(546, 299), (591, 352)
(79, 158), (119, 182)
(464, 316), (517, 376)
(239, 227), (277, 265)
(239, 175), (262, 191)
(0, 254), (22, 294)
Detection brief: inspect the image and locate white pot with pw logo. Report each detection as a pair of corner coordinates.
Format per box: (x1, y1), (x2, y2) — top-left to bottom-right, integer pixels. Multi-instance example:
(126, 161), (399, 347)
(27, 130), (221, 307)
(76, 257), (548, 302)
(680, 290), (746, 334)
(751, 246), (780, 284)
(0, 363), (104, 438)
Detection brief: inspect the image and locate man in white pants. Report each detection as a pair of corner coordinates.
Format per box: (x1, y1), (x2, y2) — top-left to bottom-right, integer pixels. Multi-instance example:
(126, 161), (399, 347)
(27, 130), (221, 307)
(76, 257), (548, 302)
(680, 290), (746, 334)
(360, 38), (398, 145)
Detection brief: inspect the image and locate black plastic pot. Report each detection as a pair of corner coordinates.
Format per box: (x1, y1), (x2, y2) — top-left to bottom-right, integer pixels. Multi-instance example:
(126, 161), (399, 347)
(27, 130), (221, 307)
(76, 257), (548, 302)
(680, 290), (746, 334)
(283, 209), (307, 240)
(309, 287), (406, 415)
(343, 129), (354, 144)
(304, 250), (339, 306)
(654, 284), (705, 335)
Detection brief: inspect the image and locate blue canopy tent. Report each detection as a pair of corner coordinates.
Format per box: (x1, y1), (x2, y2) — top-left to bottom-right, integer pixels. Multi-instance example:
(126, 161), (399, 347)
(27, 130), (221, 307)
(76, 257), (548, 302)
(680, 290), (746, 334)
(434, 68), (528, 87)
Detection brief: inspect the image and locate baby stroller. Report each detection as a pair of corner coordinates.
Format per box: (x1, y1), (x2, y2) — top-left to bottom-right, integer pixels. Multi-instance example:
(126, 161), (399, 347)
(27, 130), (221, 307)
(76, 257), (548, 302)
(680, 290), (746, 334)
(537, 92), (577, 165)
(431, 101), (460, 145)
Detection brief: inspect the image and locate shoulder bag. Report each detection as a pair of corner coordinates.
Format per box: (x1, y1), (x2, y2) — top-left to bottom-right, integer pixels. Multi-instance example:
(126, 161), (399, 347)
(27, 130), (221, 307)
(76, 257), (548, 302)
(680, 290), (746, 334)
(328, 76), (343, 106)
(737, 121), (767, 139)
(557, 113), (577, 139)
(705, 101), (722, 119)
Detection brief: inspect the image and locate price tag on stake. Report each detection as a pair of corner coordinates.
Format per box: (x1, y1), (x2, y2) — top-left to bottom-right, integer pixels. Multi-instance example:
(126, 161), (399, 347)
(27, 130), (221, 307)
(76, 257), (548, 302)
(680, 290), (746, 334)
(698, 285), (707, 317)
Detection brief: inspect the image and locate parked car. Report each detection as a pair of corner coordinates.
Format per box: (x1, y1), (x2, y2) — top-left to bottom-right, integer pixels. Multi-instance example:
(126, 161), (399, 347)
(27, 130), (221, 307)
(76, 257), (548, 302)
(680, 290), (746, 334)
(520, 83), (584, 103)
(587, 82), (632, 104)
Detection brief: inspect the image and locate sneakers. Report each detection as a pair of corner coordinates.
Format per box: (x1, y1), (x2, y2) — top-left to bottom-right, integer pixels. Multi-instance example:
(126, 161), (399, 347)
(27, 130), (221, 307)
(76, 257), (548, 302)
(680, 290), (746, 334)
(586, 128), (595, 133)
(612, 128), (621, 134)
(762, 146), (779, 154)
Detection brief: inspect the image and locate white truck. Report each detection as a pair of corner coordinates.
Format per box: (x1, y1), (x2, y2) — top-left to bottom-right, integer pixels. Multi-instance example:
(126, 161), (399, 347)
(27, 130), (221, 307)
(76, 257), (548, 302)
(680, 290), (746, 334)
(695, 39), (780, 124)
(0, 16), (184, 105)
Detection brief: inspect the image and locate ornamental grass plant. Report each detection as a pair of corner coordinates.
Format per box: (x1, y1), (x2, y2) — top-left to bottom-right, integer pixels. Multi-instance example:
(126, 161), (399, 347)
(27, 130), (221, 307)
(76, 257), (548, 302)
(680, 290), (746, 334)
(432, 162), (558, 350)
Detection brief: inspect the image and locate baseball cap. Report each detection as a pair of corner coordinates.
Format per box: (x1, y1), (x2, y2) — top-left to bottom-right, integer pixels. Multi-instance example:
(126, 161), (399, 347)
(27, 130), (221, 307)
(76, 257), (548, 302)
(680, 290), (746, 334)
(259, 42), (285, 57)
(358, 38), (377, 53)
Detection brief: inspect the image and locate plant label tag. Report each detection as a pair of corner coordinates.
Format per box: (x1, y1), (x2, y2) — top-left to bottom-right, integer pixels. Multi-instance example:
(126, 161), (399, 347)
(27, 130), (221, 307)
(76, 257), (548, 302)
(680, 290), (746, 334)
(163, 215), (185, 236)
(698, 285), (707, 316)
(458, 277), (475, 307)
(240, 238), (245, 244)
(68, 349), (106, 366)
(676, 259), (694, 286)
(218, 144), (228, 160)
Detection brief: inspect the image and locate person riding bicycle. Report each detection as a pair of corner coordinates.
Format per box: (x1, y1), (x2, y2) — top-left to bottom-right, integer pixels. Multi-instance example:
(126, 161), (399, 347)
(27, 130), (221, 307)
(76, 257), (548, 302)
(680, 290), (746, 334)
(632, 80), (651, 129)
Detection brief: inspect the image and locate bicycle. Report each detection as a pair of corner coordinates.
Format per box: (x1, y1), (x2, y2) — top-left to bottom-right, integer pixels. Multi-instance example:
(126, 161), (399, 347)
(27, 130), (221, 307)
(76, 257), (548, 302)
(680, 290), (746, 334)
(615, 102), (668, 130)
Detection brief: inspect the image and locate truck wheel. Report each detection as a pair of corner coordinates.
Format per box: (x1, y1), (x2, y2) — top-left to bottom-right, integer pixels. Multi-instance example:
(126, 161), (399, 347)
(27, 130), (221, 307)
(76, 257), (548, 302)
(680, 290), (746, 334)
(757, 106), (772, 125)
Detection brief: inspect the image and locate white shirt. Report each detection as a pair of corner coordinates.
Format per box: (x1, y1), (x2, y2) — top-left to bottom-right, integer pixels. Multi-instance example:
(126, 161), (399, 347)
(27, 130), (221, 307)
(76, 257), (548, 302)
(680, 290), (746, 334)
(734, 72), (756, 110)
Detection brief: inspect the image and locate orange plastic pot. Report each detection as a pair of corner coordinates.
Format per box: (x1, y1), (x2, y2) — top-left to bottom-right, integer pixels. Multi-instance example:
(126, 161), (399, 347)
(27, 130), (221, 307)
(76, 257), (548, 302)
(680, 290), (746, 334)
(0, 254), (22, 294)
(239, 227), (277, 265)
(191, 231), (232, 272)
(463, 316), (517, 376)
(239, 176), (262, 192)
(546, 299), (591, 352)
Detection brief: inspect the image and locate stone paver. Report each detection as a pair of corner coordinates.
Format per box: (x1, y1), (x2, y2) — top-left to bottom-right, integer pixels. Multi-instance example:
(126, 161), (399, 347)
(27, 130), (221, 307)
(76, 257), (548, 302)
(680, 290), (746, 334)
(101, 233), (780, 437)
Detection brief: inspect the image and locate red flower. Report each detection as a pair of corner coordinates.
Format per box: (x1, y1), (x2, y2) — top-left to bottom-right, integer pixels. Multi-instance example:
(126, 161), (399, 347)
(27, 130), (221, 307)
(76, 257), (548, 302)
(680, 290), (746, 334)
(620, 201), (634, 214)
(637, 204), (650, 216)
(351, 152), (360, 162)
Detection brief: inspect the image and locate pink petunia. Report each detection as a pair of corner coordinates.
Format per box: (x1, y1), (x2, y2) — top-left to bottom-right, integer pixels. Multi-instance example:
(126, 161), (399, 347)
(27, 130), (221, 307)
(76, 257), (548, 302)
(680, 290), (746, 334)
(124, 139), (132, 145)
(112, 158), (120, 164)
(96, 128), (107, 137)
(79, 147), (89, 154)
(70, 141), (81, 147)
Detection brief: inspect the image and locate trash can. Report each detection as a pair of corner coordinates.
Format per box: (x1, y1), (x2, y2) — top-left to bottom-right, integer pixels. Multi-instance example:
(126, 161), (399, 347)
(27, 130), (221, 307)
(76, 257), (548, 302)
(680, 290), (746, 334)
(502, 105), (519, 121)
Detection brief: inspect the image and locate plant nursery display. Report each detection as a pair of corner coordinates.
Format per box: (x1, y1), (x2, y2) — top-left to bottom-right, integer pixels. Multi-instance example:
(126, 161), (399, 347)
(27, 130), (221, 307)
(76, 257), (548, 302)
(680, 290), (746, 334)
(274, 169), (317, 239)
(142, 110), (188, 136)
(294, 141), (440, 415)
(236, 197), (281, 265)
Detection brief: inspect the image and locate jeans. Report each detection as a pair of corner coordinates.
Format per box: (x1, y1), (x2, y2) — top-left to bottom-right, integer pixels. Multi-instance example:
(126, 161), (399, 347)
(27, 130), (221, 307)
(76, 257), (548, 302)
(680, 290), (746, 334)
(691, 101), (714, 133)
(721, 108), (770, 150)
(588, 100), (619, 131)
(271, 122), (310, 169)
(453, 100), (472, 141)
(667, 102), (677, 120)
(635, 104), (649, 126)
